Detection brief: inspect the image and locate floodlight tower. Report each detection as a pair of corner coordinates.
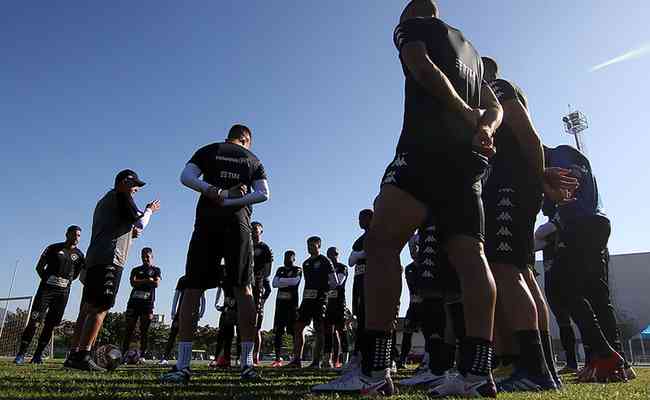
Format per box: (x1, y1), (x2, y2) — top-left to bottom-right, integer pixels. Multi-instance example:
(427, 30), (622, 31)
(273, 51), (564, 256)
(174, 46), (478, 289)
(562, 107), (589, 153)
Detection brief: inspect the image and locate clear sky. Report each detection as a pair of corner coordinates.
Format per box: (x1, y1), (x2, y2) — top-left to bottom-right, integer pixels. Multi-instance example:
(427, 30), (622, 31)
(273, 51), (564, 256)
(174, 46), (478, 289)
(1, 1), (649, 331)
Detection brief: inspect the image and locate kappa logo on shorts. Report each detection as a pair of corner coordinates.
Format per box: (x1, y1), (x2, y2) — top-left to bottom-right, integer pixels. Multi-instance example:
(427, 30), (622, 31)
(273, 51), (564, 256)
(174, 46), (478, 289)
(382, 171), (397, 185)
(557, 242), (567, 248)
(497, 242), (513, 252)
(496, 226), (513, 236)
(391, 153), (408, 168)
(422, 259), (435, 267)
(424, 235), (437, 243)
(423, 246), (436, 255)
(499, 188), (515, 193)
(497, 212), (513, 222)
(421, 270), (435, 278)
(498, 197), (514, 207)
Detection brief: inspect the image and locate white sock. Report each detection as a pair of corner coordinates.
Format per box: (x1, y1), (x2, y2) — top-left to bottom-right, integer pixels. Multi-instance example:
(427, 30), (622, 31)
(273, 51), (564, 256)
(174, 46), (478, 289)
(177, 341), (192, 370)
(241, 341), (254, 368)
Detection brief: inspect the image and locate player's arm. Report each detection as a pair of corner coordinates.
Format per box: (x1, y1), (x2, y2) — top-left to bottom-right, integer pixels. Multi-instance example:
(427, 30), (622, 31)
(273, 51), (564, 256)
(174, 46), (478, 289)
(221, 179), (270, 207)
(400, 41), (481, 127)
(476, 82), (503, 155)
(337, 266), (348, 288)
(215, 287), (223, 309)
(494, 80), (545, 185)
(72, 253), (86, 281)
(170, 290), (181, 319)
(327, 260), (339, 289)
(130, 270), (144, 287)
(405, 267), (417, 294)
(198, 292), (206, 318)
(150, 269), (161, 288)
(35, 246), (50, 280)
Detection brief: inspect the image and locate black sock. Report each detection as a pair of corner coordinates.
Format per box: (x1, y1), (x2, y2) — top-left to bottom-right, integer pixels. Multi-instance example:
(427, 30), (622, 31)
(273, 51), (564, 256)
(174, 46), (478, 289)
(77, 350), (90, 360)
(559, 325), (577, 369)
(515, 330), (550, 377)
(361, 330), (391, 378)
(18, 340), (30, 356)
(540, 331), (558, 379)
(34, 341), (49, 358)
(459, 337), (493, 377)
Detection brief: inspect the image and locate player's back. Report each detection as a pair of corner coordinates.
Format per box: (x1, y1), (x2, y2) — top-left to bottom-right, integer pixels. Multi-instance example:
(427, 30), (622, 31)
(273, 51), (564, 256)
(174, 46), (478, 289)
(189, 142), (266, 224)
(394, 17), (483, 153)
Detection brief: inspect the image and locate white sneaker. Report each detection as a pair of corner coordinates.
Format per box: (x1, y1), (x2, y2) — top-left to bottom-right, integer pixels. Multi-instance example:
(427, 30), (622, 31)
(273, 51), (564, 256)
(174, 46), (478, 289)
(429, 373), (496, 398)
(399, 369), (447, 386)
(311, 369), (396, 395)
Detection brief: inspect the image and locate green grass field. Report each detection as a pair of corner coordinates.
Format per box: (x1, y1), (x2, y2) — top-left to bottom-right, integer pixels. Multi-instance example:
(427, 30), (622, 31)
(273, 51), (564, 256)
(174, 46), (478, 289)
(0, 360), (648, 399)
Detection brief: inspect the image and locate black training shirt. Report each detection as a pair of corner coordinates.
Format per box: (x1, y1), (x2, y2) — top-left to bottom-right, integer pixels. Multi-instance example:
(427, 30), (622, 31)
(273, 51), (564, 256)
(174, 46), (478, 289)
(394, 17), (483, 154)
(37, 243), (85, 289)
(275, 265), (302, 306)
(128, 265), (162, 306)
(188, 142), (267, 225)
(302, 255), (335, 299)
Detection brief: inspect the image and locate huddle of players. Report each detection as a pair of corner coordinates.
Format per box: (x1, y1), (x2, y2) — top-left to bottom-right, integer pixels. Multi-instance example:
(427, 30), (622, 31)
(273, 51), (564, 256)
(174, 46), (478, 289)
(311, 0), (627, 397)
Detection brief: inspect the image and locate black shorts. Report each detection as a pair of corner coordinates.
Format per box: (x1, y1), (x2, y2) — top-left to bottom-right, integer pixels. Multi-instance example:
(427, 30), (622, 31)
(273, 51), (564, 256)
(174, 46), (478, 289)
(297, 297), (327, 325)
(274, 301), (298, 334)
(403, 299), (441, 334)
(483, 183), (541, 270)
(326, 296), (346, 326)
(381, 150), (486, 242)
(82, 264), (123, 310)
(30, 284), (70, 325)
(185, 222), (253, 290)
(126, 301), (154, 316)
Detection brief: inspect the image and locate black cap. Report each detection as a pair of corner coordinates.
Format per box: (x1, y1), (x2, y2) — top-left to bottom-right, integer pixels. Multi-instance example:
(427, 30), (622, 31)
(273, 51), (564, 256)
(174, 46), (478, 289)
(115, 169), (146, 187)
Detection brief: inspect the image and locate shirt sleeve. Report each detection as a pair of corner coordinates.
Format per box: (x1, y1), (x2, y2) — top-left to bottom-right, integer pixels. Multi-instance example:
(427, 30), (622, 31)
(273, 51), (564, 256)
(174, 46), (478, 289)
(252, 160), (268, 181)
(188, 145), (212, 173)
(393, 19), (429, 52)
(116, 192), (141, 223)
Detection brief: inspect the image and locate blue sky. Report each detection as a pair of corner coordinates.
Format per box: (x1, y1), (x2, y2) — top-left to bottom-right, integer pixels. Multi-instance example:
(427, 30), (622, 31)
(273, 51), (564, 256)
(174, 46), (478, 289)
(1, 1), (649, 331)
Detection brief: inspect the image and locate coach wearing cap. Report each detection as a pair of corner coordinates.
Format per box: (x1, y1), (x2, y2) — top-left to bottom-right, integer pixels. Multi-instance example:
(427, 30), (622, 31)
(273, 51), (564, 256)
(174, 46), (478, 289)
(65, 169), (161, 372)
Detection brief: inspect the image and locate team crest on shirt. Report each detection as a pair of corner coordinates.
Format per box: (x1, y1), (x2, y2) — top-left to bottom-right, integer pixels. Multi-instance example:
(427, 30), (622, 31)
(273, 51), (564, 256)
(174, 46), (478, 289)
(70, 254), (79, 261)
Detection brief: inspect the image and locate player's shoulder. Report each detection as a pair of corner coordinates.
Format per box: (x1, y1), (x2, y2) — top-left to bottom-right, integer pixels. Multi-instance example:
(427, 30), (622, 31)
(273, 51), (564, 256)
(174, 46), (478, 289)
(47, 242), (65, 253)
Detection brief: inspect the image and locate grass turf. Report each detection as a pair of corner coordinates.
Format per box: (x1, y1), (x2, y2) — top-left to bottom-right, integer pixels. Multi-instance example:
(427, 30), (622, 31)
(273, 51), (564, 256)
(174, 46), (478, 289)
(0, 360), (648, 399)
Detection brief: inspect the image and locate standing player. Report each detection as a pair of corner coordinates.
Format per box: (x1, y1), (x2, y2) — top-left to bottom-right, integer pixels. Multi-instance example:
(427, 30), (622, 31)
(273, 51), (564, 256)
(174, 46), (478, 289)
(15, 226), (85, 364)
(287, 237), (338, 368)
(324, 247), (349, 369)
(162, 124), (269, 383)
(545, 144), (627, 382)
(315, 0), (505, 395)
(480, 57), (578, 391)
(271, 250), (302, 367)
(161, 276), (206, 364)
(251, 221), (273, 366)
(65, 170), (160, 371)
(121, 248), (161, 362)
(346, 209), (373, 371)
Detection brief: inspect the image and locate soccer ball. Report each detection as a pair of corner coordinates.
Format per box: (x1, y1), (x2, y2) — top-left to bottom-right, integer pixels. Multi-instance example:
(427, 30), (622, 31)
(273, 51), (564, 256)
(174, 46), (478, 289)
(94, 344), (122, 371)
(124, 349), (141, 365)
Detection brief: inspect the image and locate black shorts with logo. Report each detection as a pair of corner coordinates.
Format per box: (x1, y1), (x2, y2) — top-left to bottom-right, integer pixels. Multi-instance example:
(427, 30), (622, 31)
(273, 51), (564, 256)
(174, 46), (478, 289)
(381, 150), (487, 242)
(297, 291), (327, 325)
(83, 264), (123, 310)
(274, 298), (298, 335)
(30, 283), (70, 325)
(184, 222), (253, 290)
(483, 182), (541, 270)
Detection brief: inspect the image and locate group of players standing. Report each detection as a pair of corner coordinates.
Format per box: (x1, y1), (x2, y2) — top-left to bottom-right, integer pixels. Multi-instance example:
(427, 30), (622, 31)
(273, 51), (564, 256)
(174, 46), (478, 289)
(12, 0), (631, 398)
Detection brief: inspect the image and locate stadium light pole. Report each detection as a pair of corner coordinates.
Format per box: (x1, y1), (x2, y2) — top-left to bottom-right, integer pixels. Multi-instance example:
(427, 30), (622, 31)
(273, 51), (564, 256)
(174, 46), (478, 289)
(0, 260), (20, 340)
(562, 107), (589, 153)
